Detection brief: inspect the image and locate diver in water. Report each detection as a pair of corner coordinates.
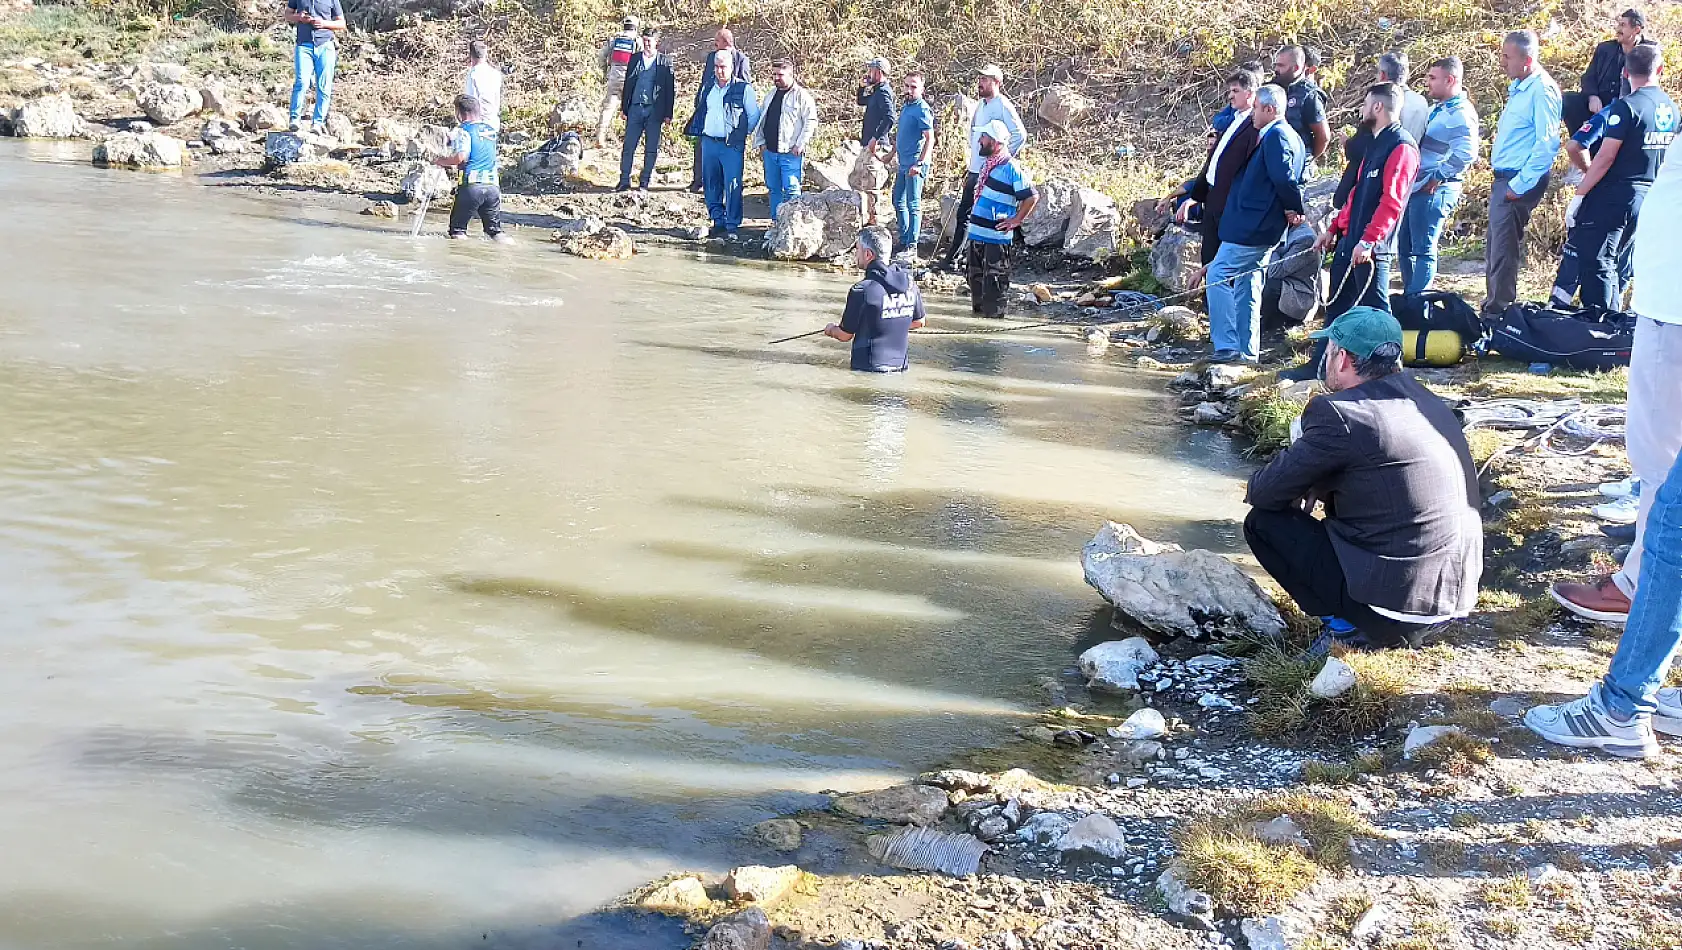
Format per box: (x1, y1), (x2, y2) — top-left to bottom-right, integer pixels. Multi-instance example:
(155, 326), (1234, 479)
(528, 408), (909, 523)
(822, 228), (925, 372)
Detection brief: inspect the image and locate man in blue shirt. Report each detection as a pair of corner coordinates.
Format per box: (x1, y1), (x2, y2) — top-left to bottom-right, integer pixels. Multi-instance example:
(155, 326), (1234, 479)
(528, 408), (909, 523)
(1485, 29), (1562, 317)
(433, 95), (508, 242)
(1398, 56), (1480, 294)
(824, 229), (926, 372)
(888, 71), (934, 260)
(284, 0), (344, 134)
(685, 51), (760, 240)
(965, 120), (1039, 317)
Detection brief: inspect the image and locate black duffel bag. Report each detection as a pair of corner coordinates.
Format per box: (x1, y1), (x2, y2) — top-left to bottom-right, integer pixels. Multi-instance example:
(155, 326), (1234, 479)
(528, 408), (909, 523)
(1391, 291), (1485, 340)
(1484, 303), (1636, 371)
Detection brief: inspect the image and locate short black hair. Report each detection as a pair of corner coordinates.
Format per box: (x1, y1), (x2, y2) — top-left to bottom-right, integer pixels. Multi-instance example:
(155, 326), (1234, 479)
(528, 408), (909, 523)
(1303, 46), (1322, 69)
(1622, 8), (1646, 29)
(1353, 341), (1404, 379)
(1367, 81), (1403, 116)
(1627, 42), (1661, 78)
(1226, 68), (1260, 91)
(1238, 58), (1264, 74)
(468, 40), (488, 60)
(454, 94), (481, 116)
(1431, 55), (1464, 79)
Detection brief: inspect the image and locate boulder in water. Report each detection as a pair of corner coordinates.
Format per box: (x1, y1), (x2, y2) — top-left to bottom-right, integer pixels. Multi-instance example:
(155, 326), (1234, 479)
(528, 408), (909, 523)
(833, 783), (949, 826)
(1083, 521), (1286, 640)
(1078, 637), (1160, 692)
(93, 130), (186, 168)
(399, 161), (451, 202)
(137, 82), (203, 125)
(555, 225), (635, 260)
(765, 189), (862, 260)
(9, 93), (82, 138)
(637, 875), (711, 912)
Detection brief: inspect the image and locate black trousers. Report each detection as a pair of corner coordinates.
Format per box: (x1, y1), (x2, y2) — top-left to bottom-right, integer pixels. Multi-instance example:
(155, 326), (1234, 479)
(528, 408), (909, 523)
(618, 104), (662, 190)
(448, 183), (502, 237)
(1564, 183), (1645, 313)
(936, 171), (980, 266)
(1243, 507), (1424, 648)
(967, 240), (1016, 317)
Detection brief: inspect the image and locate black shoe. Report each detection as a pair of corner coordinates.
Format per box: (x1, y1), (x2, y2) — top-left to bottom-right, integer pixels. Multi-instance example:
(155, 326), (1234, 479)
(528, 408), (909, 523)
(1601, 522), (1638, 542)
(687, 183), (705, 194)
(723, 230), (740, 242)
(706, 225), (726, 239)
(1209, 349), (1245, 364)
(614, 183), (631, 193)
(1278, 361), (1319, 382)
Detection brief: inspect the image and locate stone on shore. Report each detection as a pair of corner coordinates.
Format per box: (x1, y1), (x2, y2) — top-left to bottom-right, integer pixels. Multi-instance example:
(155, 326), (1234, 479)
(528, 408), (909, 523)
(765, 189), (863, 260)
(404, 124), (455, 161)
(1021, 177), (1077, 246)
(92, 131), (185, 168)
(722, 865), (801, 904)
(919, 769), (992, 793)
(1078, 637), (1160, 692)
(147, 62), (189, 84)
(1404, 725), (1464, 759)
(137, 82), (203, 125)
(324, 112), (354, 144)
(1242, 914), (1309, 950)
(1036, 85), (1092, 129)
(241, 103), (285, 132)
(9, 93), (81, 138)
(399, 161), (451, 202)
(264, 131), (320, 166)
(1150, 225), (1202, 293)
(363, 200), (399, 218)
(803, 140), (861, 193)
(750, 818), (803, 852)
(1308, 656), (1358, 699)
(702, 907), (771, 950)
(198, 79), (232, 115)
(1083, 521), (1287, 640)
(555, 225), (636, 260)
(834, 784), (948, 826)
(1107, 707), (1167, 740)
(363, 117), (416, 147)
(518, 133), (586, 182)
(638, 875), (711, 912)
(1055, 813), (1127, 859)
(1063, 187), (1120, 259)
(1157, 862), (1215, 926)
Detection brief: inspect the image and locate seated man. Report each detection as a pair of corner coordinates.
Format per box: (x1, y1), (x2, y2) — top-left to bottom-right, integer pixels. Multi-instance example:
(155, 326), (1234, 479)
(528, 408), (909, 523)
(1261, 218), (1321, 331)
(823, 228), (925, 372)
(1244, 307), (1483, 651)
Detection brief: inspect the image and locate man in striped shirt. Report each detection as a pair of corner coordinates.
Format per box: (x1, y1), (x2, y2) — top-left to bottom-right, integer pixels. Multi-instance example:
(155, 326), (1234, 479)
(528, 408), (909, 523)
(1398, 56), (1479, 294)
(965, 120), (1039, 317)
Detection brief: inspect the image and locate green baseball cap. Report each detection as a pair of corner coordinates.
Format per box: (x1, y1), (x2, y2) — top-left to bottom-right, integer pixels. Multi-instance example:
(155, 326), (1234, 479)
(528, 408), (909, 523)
(1308, 306), (1404, 359)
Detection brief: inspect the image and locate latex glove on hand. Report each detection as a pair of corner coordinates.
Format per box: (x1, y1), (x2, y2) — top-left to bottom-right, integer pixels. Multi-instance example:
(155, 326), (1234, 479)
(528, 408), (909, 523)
(1565, 195), (1583, 229)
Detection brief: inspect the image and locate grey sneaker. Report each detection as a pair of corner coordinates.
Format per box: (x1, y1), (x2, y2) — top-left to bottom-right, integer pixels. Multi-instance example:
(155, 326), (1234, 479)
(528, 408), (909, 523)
(287, 119), (301, 132)
(1524, 687), (1660, 759)
(1654, 687), (1682, 737)
(310, 122), (327, 136)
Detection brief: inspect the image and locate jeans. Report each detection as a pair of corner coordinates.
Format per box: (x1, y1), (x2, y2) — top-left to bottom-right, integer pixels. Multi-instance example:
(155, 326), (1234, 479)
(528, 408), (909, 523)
(1613, 318), (1682, 600)
(289, 41), (337, 125)
(1483, 170), (1549, 315)
(1562, 183), (1646, 313)
(1398, 182), (1460, 294)
(618, 104), (663, 190)
(701, 136), (745, 231)
(1601, 444), (1682, 719)
(892, 165), (926, 253)
(761, 150), (803, 221)
(1206, 241), (1271, 359)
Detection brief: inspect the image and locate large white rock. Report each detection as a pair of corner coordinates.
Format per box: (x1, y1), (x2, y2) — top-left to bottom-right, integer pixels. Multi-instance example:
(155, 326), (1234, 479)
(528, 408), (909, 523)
(1083, 522), (1287, 640)
(1064, 187), (1120, 259)
(1021, 177), (1077, 246)
(405, 124), (455, 160)
(1156, 862), (1214, 921)
(1078, 637), (1159, 692)
(804, 139), (862, 193)
(1107, 707), (1167, 740)
(241, 103), (286, 133)
(1037, 85), (1093, 130)
(9, 93), (81, 138)
(1056, 813), (1127, 859)
(1308, 656), (1358, 700)
(1241, 915), (1309, 950)
(1151, 225), (1203, 293)
(92, 131), (185, 168)
(324, 112), (355, 144)
(766, 189), (863, 260)
(363, 116), (416, 147)
(638, 875), (710, 912)
(546, 95), (591, 132)
(199, 79), (232, 115)
(400, 162), (451, 202)
(137, 82), (203, 125)
(722, 865), (801, 904)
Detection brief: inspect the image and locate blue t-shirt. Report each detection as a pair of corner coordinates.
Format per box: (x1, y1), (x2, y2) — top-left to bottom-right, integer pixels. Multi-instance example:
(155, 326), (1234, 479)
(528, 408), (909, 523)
(896, 99), (933, 171)
(451, 121), (499, 184)
(289, 0), (342, 46)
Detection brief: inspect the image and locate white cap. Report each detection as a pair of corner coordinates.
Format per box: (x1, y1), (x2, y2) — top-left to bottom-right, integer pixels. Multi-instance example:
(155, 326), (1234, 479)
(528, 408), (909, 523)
(977, 64), (1005, 81)
(978, 119), (1010, 145)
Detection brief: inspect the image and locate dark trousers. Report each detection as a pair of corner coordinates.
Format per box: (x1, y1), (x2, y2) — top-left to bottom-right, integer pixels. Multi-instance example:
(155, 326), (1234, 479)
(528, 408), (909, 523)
(1243, 507), (1422, 648)
(618, 104), (662, 190)
(967, 240), (1016, 317)
(1299, 241), (1391, 372)
(1562, 183), (1645, 312)
(690, 135), (703, 188)
(936, 171), (980, 266)
(448, 183), (502, 237)
(1199, 215), (1223, 267)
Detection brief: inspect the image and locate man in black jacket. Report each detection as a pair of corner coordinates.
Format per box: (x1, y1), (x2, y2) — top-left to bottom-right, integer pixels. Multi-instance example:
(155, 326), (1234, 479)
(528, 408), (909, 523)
(823, 229), (925, 372)
(1583, 9), (1653, 115)
(1177, 69), (1263, 272)
(616, 26), (675, 193)
(853, 57), (896, 227)
(1245, 307), (1483, 652)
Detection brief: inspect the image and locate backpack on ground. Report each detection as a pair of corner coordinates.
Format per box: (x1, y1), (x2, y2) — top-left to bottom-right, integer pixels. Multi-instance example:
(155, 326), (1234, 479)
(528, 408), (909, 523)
(1390, 291), (1484, 367)
(1483, 303), (1636, 371)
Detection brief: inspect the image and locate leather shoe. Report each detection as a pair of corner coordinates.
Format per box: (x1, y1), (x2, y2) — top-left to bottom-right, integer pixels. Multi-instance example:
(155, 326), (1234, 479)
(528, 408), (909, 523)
(1552, 577), (1631, 625)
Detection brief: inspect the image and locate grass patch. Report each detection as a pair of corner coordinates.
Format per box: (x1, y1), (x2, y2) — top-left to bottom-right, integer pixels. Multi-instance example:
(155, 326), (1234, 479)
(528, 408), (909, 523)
(1174, 822), (1319, 916)
(1246, 646), (1412, 740)
(1483, 916), (1522, 938)
(1416, 837), (1468, 871)
(1465, 361), (1629, 405)
(1231, 791), (1375, 867)
(1551, 920), (1594, 944)
(1235, 380), (1309, 459)
(1479, 876), (1534, 910)
(1326, 892), (1373, 934)
(1490, 594), (1558, 639)
(1300, 752), (1384, 786)
(1409, 730), (1495, 776)
(1465, 428), (1510, 470)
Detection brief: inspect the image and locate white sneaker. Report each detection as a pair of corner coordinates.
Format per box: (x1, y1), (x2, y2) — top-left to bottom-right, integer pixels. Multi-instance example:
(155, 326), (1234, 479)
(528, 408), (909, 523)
(1594, 495), (1641, 524)
(1600, 476), (1639, 499)
(1655, 687), (1682, 737)
(1525, 688), (1660, 759)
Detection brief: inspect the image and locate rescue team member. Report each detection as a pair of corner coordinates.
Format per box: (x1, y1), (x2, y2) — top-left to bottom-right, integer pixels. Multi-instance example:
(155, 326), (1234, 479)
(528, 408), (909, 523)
(688, 29), (751, 192)
(1399, 56), (1479, 295)
(596, 16), (639, 149)
(1560, 44), (1676, 313)
(463, 40), (502, 131)
(965, 121), (1039, 318)
(689, 51), (761, 240)
(1272, 45), (1329, 163)
(433, 95), (509, 242)
(1552, 97), (1626, 306)
(823, 229), (926, 372)
(751, 58), (820, 221)
(616, 26), (675, 194)
(931, 65), (1026, 272)
(284, 0), (344, 134)
(853, 57), (897, 227)
(1283, 82), (1419, 381)
(1484, 29), (1562, 318)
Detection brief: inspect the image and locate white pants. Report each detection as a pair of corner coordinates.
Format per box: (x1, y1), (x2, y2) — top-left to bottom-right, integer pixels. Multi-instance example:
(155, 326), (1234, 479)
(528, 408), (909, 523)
(1614, 316), (1682, 597)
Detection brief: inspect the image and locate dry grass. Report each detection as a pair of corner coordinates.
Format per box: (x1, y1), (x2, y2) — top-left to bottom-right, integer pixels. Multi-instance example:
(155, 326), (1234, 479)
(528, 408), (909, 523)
(1246, 645), (1415, 739)
(1479, 876), (1534, 910)
(1416, 837), (1468, 871)
(1235, 382), (1308, 459)
(1551, 920), (1595, 944)
(1409, 730), (1495, 776)
(1463, 361), (1630, 405)
(1175, 822), (1319, 916)
(1300, 752), (1383, 786)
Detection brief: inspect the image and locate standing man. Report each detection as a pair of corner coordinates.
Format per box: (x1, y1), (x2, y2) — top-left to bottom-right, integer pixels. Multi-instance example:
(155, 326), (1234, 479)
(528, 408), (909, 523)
(1283, 83), (1419, 380)
(687, 28), (751, 193)
(616, 26), (675, 194)
(852, 57), (897, 227)
(1177, 69), (1263, 277)
(688, 51), (760, 240)
(1205, 84), (1306, 364)
(1484, 29), (1561, 318)
(464, 40), (502, 131)
(1398, 57), (1479, 295)
(596, 16), (639, 150)
(1558, 45), (1676, 312)
(965, 120), (1039, 318)
(823, 229), (926, 372)
(1273, 45), (1330, 163)
(433, 95), (508, 243)
(284, 0), (344, 135)
(1378, 52), (1430, 143)
(888, 70), (935, 259)
(1584, 9), (1654, 115)
(932, 64), (1026, 272)
(750, 58), (818, 220)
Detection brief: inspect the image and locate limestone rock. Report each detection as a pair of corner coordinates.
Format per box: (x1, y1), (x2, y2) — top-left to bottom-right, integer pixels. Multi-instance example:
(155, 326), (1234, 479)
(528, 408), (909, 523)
(199, 80), (231, 115)
(751, 818), (803, 852)
(1063, 187), (1120, 259)
(766, 189), (863, 260)
(1150, 225), (1202, 293)
(324, 112), (355, 144)
(1403, 725), (1464, 759)
(200, 116), (241, 143)
(918, 769), (992, 793)
(1156, 862), (1214, 924)
(1241, 915), (1308, 950)
(722, 865), (801, 904)
(1077, 637), (1160, 692)
(147, 62), (189, 85)
(702, 907), (771, 950)
(1055, 813), (1126, 859)
(1021, 177), (1077, 247)
(1150, 305), (1200, 342)
(1083, 521), (1287, 640)
(241, 103), (285, 132)
(92, 131), (185, 168)
(556, 225), (636, 260)
(1037, 85), (1092, 130)
(208, 134), (250, 155)
(1203, 362), (1255, 392)
(1192, 402), (1231, 425)
(639, 875), (710, 912)
(834, 784), (948, 826)
(1086, 521), (1181, 557)
(1350, 903), (1389, 942)
(1308, 656), (1358, 699)
(9, 93), (80, 138)
(546, 95), (591, 132)
(264, 131), (321, 166)
(363, 117), (416, 146)
(1012, 811), (1075, 846)
(405, 124), (456, 161)
(400, 161), (451, 202)
(137, 82), (203, 125)
(1107, 707), (1167, 740)
(804, 139), (862, 193)
(363, 200), (399, 218)
(550, 216), (604, 237)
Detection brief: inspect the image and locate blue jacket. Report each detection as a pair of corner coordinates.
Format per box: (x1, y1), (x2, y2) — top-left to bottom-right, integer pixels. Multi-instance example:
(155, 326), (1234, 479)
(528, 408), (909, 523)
(1218, 119), (1307, 248)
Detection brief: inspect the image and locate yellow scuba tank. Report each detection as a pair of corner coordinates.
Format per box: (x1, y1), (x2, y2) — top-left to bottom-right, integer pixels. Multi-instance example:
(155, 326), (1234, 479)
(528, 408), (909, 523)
(1402, 329), (1464, 367)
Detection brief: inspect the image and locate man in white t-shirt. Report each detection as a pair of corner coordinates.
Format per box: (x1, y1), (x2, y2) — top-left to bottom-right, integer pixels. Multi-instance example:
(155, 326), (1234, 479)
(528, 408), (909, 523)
(463, 40), (503, 130)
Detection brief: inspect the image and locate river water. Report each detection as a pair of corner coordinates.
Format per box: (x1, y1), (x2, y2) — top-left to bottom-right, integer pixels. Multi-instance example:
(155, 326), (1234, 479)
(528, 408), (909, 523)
(0, 139), (1250, 948)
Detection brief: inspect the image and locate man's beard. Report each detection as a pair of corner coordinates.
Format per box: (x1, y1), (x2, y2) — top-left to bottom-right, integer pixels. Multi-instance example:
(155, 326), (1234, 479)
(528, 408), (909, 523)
(979, 143), (997, 157)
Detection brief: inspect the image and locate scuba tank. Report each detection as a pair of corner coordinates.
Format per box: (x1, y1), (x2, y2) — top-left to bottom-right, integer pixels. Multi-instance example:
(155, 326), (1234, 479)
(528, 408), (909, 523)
(1402, 329), (1464, 367)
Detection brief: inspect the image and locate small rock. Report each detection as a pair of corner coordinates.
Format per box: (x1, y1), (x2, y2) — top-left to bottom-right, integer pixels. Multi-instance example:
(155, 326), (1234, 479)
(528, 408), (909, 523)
(1056, 813), (1127, 859)
(1156, 862), (1215, 927)
(920, 769), (992, 793)
(1404, 725), (1465, 759)
(362, 200), (399, 218)
(751, 818), (803, 852)
(1489, 696), (1527, 718)
(1078, 637), (1160, 692)
(1249, 815), (1310, 849)
(240, 103), (285, 133)
(556, 225), (636, 260)
(1013, 812), (1075, 846)
(1114, 739), (1164, 765)
(974, 815), (1011, 841)
(1137, 356), (1166, 370)
(1487, 490), (1517, 508)
(703, 907), (771, 950)
(1107, 707), (1167, 740)
(1350, 903), (1388, 942)
(1197, 692), (1240, 711)
(1169, 370), (1202, 390)
(1186, 654), (1240, 670)
(137, 82), (203, 125)
(722, 865), (801, 905)
(1241, 915), (1306, 950)
(1561, 536), (1605, 555)
(1029, 282), (1053, 303)
(1308, 656), (1358, 700)
(1527, 863), (1563, 883)
(1192, 401), (1231, 425)
(1126, 777), (1149, 788)
(639, 876), (710, 912)
(834, 784), (949, 826)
